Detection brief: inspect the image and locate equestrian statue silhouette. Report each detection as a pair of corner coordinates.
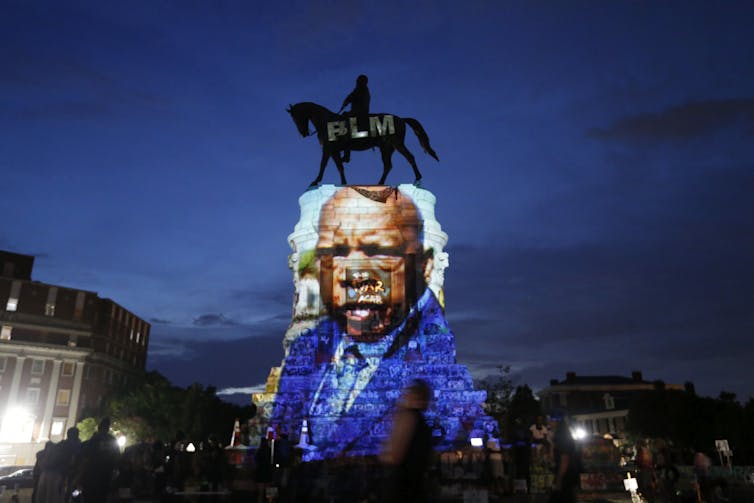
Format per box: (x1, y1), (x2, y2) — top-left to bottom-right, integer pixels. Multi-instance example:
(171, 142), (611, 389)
(286, 101), (439, 187)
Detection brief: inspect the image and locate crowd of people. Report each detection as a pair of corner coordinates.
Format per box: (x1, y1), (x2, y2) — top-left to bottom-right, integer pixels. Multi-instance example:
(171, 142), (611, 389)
(30, 417), (230, 503)
(25, 407), (738, 503)
(633, 438), (733, 503)
(32, 418), (119, 503)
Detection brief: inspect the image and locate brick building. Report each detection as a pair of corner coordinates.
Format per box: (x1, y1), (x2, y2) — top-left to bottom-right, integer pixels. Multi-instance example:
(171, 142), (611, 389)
(0, 250), (149, 465)
(538, 370), (684, 437)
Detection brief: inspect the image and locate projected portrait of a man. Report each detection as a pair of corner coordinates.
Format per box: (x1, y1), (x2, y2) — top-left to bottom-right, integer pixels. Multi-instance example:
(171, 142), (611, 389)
(316, 186), (428, 342)
(269, 186), (450, 459)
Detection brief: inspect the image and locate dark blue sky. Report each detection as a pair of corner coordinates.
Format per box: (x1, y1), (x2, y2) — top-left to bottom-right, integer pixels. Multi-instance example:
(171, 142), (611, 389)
(3, 1), (753, 403)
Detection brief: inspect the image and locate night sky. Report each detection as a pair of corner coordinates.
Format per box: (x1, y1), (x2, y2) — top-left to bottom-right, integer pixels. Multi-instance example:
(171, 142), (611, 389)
(3, 1), (753, 404)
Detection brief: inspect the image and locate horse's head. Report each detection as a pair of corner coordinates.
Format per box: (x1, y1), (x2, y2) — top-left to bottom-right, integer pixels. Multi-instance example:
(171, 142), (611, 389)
(287, 103), (312, 138)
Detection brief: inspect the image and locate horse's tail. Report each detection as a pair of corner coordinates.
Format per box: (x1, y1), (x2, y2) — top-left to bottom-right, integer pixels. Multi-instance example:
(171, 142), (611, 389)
(404, 118), (439, 161)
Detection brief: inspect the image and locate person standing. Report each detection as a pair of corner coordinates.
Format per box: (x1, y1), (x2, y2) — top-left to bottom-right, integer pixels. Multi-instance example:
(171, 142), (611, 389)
(636, 438), (656, 503)
(76, 418), (120, 503)
(381, 379), (434, 503)
(254, 438), (273, 503)
(550, 415), (580, 503)
(60, 427), (82, 502)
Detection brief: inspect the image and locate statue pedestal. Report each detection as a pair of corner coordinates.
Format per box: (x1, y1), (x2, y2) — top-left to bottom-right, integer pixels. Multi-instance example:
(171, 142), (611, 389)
(255, 185), (495, 459)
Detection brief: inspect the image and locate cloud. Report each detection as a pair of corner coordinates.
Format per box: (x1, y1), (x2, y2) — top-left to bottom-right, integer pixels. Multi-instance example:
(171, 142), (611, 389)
(217, 384), (266, 396)
(588, 97), (754, 141)
(442, 220), (754, 400)
(149, 318), (172, 325)
(193, 313), (239, 327)
(146, 339), (196, 359)
(147, 333), (282, 390)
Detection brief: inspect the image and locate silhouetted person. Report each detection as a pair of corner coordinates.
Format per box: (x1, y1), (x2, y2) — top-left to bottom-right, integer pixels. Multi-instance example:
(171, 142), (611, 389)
(381, 379), (433, 503)
(274, 433), (292, 492)
(550, 415), (580, 503)
(511, 417), (531, 493)
(200, 435), (225, 492)
(77, 418), (119, 503)
(36, 432), (80, 503)
(338, 74), (370, 163)
(254, 438), (273, 503)
(32, 442), (54, 503)
(167, 431), (189, 492)
(636, 438), (656, 503)
(150, 440), (167, 499)
(60, 427), (82, 502)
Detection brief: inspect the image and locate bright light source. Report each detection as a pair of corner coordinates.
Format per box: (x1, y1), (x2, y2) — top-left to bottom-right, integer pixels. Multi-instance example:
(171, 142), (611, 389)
(470, 437), (484, 447)
(117, 435), (127, 448)
(571, 427), (587, 440)
(51, 421), (65, 436)
(0, 407), (34, 443)
(186, 442), (196, 452)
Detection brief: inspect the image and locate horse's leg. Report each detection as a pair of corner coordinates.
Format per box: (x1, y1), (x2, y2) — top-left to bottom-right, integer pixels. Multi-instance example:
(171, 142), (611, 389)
(378, 146), (394, 185)
(310, 149), (329, 187)
(395, 143), (421, 183)
(332, 151), (348, 185)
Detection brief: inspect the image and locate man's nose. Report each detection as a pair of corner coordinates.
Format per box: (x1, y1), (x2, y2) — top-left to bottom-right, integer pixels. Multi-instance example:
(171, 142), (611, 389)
(346, 249), (368, 259)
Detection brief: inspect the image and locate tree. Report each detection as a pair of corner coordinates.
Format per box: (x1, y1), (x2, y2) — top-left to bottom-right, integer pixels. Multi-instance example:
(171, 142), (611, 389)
(477, 366), (542, 439)
(104, 371), (255, 445)
(627, 389), (752, 464)
(507, 385), (542, 431)
(478, 365), (514, 417)
(76, 417), (98, 441)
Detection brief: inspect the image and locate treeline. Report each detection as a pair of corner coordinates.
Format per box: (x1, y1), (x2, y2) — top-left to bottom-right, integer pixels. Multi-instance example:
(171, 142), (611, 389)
(79, 371), (256, 445)
(627, 388), (754, 464)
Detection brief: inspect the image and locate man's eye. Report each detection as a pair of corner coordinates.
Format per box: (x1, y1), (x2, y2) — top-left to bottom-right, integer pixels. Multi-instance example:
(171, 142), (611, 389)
(360, 245), (380, 256)
(333, 245), (350, 256)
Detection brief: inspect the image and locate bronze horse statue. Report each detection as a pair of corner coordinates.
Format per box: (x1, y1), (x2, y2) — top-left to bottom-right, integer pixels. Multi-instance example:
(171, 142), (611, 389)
(286, 102), (439, 186)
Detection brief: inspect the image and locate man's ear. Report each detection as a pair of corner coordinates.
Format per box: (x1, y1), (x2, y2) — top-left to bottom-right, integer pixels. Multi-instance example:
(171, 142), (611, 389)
(421, 248), (434, 287)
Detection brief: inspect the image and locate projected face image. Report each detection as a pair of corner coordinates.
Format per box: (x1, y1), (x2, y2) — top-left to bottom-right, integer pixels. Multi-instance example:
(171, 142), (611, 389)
(316, 188), (422, 342)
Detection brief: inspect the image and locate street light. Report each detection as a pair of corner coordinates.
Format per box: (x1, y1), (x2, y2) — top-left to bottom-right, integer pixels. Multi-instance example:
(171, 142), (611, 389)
(0, 406), (34, 443)
(571, 426), (587, 440)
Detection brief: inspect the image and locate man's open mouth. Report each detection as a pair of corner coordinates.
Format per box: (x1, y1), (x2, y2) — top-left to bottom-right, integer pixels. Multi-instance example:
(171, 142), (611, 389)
(342, 302), (387, 316)
(340, 276), (387, 305)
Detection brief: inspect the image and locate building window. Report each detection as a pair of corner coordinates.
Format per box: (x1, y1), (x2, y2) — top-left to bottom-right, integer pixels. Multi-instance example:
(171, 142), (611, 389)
(56, 389), (71, 406)
(26, 388), (40, 404)
(45, 287), (58, 316)
(0, 325), (11, 341)
(61, 362), (75, 377)
(6, 281), (21, 311)
(31, 359), (45, 375)
(73, 292), (85, 320)
(2, 262), (14, 277)
(50, 419), (66, 437)
(558, 392), (568, 407)
(603, 393), (615, 410)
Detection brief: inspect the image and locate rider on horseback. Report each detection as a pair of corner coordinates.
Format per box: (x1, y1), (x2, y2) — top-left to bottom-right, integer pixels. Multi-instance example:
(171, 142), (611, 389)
(338, 74), (370, 163)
